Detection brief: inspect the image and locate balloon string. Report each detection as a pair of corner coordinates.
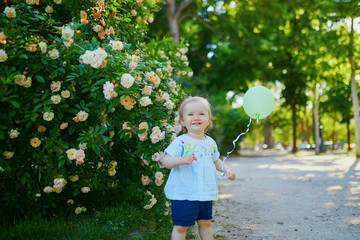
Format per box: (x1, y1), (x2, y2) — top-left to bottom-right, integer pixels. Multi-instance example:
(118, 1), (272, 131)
(221, 116), (254, 176)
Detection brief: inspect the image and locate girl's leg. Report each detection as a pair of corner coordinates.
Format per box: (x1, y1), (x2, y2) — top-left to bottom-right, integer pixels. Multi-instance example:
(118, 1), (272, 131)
(171, 225), (188, 240)
(196, 220), (214, 240)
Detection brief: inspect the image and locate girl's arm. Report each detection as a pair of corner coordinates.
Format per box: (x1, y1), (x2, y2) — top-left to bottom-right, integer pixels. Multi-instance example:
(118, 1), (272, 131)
(214, 159), (236, 181)
(162, 154), (197, 169)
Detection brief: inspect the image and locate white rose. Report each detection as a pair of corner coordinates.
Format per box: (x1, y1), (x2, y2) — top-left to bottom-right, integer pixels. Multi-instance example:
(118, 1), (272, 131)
(81, 187), (90, 193)
(51, 95), (61, 104)
(61, 25), (74, 40)
(110, 40), (124, 50)
(77, 111), (88, 121)
(0, 49), (8, 62)
(139, 96), (152, 107)
(80, 50), (95, 65)
(45, 5), (53, 13)
(38, 42), (47, 53)
(3, 7), (16, 18)
(121, 73), (135, 88)
(48, 49), (59, 59)
(43, 112), (54, 121)
(61, 90), (70, 98)
(9, 129), (20, 139)
(3, 151), (14, 159)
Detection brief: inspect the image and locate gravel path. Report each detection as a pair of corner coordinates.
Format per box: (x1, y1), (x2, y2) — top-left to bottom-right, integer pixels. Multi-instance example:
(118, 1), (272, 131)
(192, 151), (360, 239)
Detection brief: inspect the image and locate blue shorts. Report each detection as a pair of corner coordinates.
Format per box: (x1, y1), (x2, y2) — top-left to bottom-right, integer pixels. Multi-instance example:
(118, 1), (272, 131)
(170, 200), (213, 226)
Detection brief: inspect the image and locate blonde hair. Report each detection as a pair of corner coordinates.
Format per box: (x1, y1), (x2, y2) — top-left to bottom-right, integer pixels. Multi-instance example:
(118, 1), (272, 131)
(178, 96), (213, 133)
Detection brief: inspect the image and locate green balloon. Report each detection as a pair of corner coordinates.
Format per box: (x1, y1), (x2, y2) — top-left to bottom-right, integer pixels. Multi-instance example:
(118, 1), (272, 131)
(243, 86), (275, 119)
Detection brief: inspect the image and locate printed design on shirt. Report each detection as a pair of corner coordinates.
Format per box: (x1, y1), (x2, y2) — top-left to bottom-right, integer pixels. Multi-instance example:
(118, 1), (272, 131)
(179, 140), (217, 158)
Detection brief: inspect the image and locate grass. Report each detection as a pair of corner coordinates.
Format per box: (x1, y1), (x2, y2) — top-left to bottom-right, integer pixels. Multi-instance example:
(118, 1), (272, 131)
(0, 203), (173, 240)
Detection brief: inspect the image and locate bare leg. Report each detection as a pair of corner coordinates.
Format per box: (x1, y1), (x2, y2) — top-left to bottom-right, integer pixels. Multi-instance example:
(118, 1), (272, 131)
(197, 220), (214, 240)
(171, 225), (188, 240)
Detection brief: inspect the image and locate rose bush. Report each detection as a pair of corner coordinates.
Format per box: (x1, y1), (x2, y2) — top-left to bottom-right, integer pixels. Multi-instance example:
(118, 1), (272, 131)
(0, 0), (192, 219)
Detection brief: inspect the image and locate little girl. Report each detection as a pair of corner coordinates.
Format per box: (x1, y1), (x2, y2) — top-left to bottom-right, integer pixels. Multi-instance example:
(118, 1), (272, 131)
(162, 96), (236, 240)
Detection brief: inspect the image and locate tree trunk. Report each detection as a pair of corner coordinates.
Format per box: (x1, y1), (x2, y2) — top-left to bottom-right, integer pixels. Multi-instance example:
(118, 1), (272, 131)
(350, 72), (360, 156)
(264, 126), (273, 149)
(313, 81), (321, 155)
(347, 120), (351, 151)
(166, 0), (180, 42)
(291, 99), (297, 153)
(166, 0), (195, 43)
(332, 113), (336, 150)
(348, 18), (360, 157)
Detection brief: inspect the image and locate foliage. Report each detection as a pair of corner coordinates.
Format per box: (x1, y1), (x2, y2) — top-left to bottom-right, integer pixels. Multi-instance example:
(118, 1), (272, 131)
(0, 0), (193, 221)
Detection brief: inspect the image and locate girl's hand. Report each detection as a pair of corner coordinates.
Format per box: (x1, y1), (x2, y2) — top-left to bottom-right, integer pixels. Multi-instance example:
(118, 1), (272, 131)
(226, 169), (236, 181)
(182, 154), (197, 165)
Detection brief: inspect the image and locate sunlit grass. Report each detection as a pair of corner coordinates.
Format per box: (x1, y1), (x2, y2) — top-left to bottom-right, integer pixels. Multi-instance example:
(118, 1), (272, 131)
(0, 204), (172, 240)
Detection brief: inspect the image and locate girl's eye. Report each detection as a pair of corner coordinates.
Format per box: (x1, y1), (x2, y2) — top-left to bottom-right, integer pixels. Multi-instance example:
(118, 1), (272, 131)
(200, 113), (205, 115)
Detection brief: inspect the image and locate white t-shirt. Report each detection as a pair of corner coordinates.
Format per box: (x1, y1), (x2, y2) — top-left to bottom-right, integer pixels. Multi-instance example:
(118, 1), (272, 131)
(164, 134), (220, 201)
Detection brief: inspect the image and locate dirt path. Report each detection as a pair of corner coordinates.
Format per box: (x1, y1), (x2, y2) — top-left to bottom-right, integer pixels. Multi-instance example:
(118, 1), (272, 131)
(193, 151), (360, 239)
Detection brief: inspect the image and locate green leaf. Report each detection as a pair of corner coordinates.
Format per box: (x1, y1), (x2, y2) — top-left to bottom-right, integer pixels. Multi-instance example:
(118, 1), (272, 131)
(21, 175), (27, 184)
(58, 67), (66, 74)
(10, 101), (20, 108)
(36, 75), (45, 83)
(19, 54), (28, 59)
(102, 136), (112, 141)
(81, 88), (90, 93)
(73, 188), (79, 197)
(138, 129), (146, 135)
(58, 159), (65, 168)
(69, 125), (75, 135)
(50, 70), (58, 78)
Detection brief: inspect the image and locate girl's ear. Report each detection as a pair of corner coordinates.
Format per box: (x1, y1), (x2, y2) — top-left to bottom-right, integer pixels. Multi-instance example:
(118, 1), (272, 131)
(179, 118), (184, 126)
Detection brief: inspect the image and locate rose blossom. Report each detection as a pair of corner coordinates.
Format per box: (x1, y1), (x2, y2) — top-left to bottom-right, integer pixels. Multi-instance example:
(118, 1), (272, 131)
(0, 32), (6, 44)
(120, 95), (136, 110)
(37, 125), (47, 133)
(165, 100), (175, 110)
(45, 5), (53, 13)
(139, 96), (152, 107)
(155, 179), (164, 186)
(3, 7), (16, 18)
(30, 137), (41, 147)
(9, 129), (20, 139)
(121, 73), (135, 88)
(3, 151), (14, 159)
(43, 112), (54, 121)
(51, 95), (61, 104)
(69, 175), (79, 182)
(61, 90), (70, 98)
(48, 48), (59, 59)
(141, 175), (151, 186)
(66, 148), (77, 160)
(81, 187), (90, 193)
(43, 186), (53, 193)
(0, 49), (8, 62)
(110, 40), (124, 50)
(152, 152), (161, 161)
(50, 81), (61, 92)
(61, 25), (74, 40)
(38, 42), (47, 53)
(60, 122), (68, 130)
(142, 85), (152, 95)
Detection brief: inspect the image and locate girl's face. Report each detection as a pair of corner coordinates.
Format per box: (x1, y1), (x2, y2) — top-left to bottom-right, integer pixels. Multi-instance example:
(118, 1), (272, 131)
(180, 101), (211, 138)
